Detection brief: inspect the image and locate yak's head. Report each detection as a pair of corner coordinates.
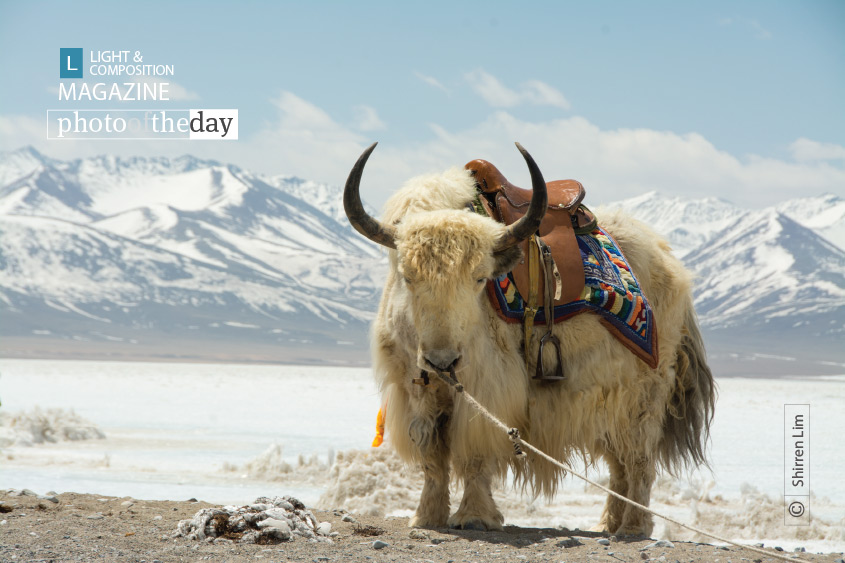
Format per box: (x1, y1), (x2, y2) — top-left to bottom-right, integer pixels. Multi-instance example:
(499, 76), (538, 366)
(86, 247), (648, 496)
(343, 143), (547, 374)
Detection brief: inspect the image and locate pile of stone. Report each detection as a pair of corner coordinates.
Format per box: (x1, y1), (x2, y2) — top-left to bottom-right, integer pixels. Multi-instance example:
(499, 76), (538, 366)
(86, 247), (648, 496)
(174, 495), (334, 545)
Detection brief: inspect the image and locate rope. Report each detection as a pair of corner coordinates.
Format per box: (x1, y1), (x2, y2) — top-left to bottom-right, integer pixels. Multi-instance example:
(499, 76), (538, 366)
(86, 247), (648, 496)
(434, 370), (801, 563)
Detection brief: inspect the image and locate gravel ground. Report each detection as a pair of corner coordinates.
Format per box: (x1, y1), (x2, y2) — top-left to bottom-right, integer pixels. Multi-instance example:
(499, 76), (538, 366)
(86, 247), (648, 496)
(1, 489), (842, 563)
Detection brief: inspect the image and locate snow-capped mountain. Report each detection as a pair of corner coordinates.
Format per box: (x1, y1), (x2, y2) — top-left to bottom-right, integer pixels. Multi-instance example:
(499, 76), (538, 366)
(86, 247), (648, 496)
(684, 210), (845, 331)
(776, 193), (845, 250)
(0, 147), (842, 369)
(609, 192), (844, 371)
(0, 147), (386, 364)
(608, 191), (750, 258)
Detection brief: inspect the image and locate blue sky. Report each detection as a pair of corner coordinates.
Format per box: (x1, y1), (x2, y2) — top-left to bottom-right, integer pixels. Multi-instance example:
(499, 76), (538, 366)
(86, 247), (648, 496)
(1, 0), (843, 208)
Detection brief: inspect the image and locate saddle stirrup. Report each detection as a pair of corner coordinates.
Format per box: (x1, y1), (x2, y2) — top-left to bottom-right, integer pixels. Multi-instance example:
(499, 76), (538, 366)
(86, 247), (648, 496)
(533, 238), (565, 381)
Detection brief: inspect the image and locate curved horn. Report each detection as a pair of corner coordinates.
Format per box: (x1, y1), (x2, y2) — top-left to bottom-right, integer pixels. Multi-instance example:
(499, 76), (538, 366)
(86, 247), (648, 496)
(343, 142), (397, 249)
(493, 142), (548, 251)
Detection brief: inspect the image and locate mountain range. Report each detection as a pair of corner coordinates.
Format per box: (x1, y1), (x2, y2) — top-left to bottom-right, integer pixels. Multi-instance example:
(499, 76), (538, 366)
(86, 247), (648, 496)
(1, 147), (842, 372)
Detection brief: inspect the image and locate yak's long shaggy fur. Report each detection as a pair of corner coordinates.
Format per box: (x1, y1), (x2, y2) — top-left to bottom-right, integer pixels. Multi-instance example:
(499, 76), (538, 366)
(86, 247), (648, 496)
(370, 167), (716, 536)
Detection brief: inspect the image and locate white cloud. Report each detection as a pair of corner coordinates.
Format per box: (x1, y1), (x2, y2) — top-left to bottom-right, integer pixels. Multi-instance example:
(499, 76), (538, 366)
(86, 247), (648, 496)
(465, 69), (521, 107)
(465, 69), (571, 110)
(4, 93), (842, 211)
(0, 115), (44, 151)
(789, 138), (845, 162)
(157, 79), (200, 101)
(521, 80), (571, 110)
(749, 20), (772, 40)
(414, 71), (450, 94)
(719, 16), (772, 40)
(353, 105), (387, 132)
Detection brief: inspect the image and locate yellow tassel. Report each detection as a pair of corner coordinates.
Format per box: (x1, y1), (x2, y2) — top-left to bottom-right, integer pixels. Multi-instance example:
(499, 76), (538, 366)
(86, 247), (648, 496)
(372, 407), (385, 447)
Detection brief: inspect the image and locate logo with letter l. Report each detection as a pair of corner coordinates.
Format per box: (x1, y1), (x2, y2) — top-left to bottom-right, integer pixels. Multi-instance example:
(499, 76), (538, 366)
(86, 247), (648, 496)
(60, 48), (83, 79)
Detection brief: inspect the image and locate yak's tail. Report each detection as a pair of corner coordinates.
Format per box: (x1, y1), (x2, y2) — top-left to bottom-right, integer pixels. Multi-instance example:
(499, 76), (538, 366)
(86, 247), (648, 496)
(660, 300), (717, 473)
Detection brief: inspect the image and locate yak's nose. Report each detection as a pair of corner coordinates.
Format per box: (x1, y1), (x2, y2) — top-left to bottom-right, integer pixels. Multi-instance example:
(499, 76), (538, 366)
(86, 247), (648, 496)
(423, 349), (462, 372)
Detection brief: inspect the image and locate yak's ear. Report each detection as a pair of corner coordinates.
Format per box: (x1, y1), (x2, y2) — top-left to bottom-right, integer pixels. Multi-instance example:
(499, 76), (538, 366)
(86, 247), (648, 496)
(491, 246), (523, 278)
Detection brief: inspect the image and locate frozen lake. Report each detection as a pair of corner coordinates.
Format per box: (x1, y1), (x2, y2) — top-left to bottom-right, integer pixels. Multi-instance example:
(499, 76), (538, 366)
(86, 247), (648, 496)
(1, 358), (843, 551)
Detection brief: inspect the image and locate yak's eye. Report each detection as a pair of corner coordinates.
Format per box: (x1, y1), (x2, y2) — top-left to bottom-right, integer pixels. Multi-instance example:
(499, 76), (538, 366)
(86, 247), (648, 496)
(477, 278), (486, 284)
(404, 276), (412, 285)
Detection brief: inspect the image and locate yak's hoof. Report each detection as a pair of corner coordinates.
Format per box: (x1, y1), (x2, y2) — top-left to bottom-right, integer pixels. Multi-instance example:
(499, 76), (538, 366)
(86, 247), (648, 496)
(409, 515), (447, 529)
(450, 519), (487, 531)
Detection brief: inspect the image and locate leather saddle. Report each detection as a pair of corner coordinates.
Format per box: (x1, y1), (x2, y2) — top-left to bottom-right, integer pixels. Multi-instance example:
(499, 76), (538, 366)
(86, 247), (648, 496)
(465, 159), (595, 311)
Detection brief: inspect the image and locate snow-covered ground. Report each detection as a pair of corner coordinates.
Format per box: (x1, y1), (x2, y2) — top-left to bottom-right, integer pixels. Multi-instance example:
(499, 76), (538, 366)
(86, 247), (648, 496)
(0, 358), (843, 551)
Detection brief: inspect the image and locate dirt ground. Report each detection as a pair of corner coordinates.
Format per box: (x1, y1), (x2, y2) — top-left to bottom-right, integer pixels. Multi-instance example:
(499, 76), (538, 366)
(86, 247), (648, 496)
(1, 490), (842, 563)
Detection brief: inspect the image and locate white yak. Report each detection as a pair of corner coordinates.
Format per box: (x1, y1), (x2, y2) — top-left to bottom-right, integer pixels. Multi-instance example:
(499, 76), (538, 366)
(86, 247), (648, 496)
(343, 143), (715, 536)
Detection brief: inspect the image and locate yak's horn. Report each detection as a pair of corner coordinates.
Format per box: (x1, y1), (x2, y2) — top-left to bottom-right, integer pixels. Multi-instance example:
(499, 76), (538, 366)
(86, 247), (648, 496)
(493, 143), (548, 251)
(343, 142), (397, 249)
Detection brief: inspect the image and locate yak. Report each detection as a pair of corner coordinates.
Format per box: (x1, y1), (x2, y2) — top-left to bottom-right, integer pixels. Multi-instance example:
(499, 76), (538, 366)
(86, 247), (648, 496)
(343, 143), (715, 536)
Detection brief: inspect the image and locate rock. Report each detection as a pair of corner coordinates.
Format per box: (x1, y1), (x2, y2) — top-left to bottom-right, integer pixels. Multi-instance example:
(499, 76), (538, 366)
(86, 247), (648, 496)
(558, 538), (583, 548)
(597, 538), (611, 546)
(342, 514), (357, 523)
(409, 529), (430, 540)
(37, 494), (59, 503)
(259, 526), (291, 542)
(121, 501), (134, 507)
(174, 494), (319, 545)
(774, 547), (784, 552)
(257, 518), (291, 537)
(753, 543), (764, 548)
(264, 508), (292, 521)
(643, 540), (674, 549)
(86, 513), (104, 520)
(373, 540), (389, 550)
(243, 512), (264, 525)
(794, 547), (806, 553)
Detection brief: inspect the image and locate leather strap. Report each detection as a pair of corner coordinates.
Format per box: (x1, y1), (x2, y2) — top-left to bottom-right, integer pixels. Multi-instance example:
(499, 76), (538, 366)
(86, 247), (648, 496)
(524, 234), (540, 364)
(533, 239), (565, 380)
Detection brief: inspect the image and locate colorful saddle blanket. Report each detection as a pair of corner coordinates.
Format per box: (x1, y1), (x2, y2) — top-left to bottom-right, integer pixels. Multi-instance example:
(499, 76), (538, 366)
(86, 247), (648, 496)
(488, 227), (659, 368)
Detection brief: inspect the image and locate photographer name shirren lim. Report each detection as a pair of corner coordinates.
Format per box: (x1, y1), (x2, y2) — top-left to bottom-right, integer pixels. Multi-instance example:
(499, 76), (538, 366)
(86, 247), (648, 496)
(784, 404), (810, 525)
(47, 109), (238, 140)
(790, 412), (806, 487)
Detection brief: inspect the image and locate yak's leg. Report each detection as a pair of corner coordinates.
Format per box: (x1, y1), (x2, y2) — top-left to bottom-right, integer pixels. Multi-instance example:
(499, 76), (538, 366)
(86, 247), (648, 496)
(448, 458), (503, 531)
(409, 413), (451, 528)
(597, 454), (629, 534)
(615, 456), (656, 537)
